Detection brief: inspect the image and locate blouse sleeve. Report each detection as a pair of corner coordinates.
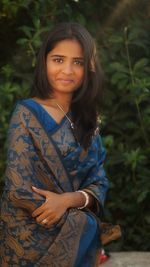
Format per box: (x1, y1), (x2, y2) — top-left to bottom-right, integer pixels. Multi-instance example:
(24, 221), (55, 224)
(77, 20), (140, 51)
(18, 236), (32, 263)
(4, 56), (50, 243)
(82, 134), (109, 217)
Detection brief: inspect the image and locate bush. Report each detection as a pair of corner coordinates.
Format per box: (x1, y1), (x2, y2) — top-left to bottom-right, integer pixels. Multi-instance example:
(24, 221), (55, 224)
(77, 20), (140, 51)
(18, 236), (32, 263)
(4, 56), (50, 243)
(100, 19), (150, 251)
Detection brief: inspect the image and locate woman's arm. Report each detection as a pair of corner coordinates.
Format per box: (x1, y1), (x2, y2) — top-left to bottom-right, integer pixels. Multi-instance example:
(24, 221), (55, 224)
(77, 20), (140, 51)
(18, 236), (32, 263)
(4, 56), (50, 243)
(31, 186), (94, 226)
(31, 134), (109, 225)
(75, 134), (109, 217)
(3, 104), (52, 214)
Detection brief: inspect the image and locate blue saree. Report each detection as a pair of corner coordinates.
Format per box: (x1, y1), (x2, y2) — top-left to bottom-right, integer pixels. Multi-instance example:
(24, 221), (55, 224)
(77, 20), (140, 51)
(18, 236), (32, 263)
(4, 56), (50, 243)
(0, 99), (109, 267)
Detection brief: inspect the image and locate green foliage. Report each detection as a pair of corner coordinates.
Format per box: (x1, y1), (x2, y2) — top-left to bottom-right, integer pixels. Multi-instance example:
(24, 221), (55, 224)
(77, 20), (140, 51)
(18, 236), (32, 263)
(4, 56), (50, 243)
(0, 0), (150, 251)
(100, 18), (150, 251)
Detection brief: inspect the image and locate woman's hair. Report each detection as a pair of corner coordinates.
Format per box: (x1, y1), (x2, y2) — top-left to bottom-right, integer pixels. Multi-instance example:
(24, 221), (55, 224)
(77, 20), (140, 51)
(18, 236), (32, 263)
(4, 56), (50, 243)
(31, 22), (104, 149)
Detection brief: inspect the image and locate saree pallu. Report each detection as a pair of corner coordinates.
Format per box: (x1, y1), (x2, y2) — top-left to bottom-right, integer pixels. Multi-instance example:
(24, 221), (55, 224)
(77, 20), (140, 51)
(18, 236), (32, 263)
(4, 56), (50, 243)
(0, 99), (109, 267)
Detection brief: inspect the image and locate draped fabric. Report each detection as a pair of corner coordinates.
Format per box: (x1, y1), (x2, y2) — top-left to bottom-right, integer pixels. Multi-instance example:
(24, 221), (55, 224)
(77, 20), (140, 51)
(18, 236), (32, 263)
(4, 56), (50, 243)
(0, 99), (109, 267)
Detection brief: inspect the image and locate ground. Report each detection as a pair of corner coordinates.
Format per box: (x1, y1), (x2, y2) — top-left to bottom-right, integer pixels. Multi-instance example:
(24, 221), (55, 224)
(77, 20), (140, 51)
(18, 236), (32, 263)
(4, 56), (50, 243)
(100, 252), (150, 267)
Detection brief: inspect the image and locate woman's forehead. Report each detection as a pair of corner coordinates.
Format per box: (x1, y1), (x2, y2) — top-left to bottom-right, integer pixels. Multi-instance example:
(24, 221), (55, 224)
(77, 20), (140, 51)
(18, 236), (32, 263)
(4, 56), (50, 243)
(48, 39), (84, 58)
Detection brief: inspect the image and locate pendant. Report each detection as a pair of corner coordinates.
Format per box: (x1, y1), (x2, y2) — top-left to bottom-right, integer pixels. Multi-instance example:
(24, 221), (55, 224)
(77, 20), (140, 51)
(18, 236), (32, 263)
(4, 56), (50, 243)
(70, 123), (80, 146)
(70, 122), (75, 130)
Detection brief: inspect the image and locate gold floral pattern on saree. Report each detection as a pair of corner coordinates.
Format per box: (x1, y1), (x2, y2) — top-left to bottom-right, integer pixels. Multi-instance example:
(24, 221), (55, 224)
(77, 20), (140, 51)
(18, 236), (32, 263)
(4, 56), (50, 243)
(0, 101), (108, 266)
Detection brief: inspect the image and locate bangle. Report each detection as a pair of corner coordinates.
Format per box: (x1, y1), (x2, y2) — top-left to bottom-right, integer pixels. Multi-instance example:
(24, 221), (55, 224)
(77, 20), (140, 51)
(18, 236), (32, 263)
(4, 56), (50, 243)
(76, 190), (89, 209)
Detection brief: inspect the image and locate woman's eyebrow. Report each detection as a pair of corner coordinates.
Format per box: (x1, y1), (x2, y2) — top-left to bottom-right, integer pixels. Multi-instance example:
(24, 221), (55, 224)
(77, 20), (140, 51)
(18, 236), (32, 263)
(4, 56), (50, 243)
(50, 55), (84, 59)
(73, 57), (84, 60)
(50, 55), (65, 57)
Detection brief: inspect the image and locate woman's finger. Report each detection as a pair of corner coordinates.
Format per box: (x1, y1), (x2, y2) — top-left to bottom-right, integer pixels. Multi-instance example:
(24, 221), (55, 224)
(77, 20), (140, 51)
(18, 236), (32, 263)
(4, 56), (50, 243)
(32, 186), (49, 197)
(40, 214), (56, 225)
(41, 218), (49, 225)
(32, 202), (48, 217)
(46, 216), (60, 227)
(35, 210), (53, 223)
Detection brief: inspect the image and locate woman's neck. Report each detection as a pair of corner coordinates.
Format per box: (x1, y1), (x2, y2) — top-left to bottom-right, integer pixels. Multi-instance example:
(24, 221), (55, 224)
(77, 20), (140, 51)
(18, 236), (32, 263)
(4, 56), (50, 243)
(33, 93), (72, 113)
(52, 96), (72, 112)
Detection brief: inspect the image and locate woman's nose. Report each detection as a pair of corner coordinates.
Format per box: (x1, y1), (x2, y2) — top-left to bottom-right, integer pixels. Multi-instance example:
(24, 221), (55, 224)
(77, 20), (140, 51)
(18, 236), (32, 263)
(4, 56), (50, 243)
(62, 63), (73, 74)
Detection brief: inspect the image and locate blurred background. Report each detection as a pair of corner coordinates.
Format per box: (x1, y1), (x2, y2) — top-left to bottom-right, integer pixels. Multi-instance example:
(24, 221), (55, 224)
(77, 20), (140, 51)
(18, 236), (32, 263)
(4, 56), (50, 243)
(0, 0), (150, 252)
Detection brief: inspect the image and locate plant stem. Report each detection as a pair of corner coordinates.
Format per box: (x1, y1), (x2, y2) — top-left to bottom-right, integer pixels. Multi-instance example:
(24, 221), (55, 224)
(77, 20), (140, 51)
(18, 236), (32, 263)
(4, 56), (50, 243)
(28, 42), (36, 67)
(124, 27), (149, 146)
(135, 99), (149, 146)
(124, 27), (135, 86)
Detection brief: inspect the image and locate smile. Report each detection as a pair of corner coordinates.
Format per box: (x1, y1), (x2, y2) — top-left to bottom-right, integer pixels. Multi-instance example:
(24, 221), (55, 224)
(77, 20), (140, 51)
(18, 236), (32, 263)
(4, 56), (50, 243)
(57, 79), (74, 84)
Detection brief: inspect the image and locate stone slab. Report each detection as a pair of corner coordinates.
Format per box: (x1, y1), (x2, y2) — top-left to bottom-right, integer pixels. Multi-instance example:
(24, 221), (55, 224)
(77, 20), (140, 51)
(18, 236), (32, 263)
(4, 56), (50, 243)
(100, 252), (150, 267)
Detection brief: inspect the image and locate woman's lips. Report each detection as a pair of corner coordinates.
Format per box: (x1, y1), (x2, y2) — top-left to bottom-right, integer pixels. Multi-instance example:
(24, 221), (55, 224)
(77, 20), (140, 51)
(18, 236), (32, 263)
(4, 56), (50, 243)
(57, 78), (74, 85)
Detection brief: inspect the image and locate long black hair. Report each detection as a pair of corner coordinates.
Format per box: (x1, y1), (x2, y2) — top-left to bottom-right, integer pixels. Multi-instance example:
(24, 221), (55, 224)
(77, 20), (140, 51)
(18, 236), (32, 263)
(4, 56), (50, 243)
(31, 22), (104, 149)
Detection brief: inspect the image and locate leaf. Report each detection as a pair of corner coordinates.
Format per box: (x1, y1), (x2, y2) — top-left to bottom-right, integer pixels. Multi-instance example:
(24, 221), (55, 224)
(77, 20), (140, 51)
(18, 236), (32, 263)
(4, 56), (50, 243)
(137, 190), (149, 203)
(109, 62), (128, 73)
(133, 58), (149, 72)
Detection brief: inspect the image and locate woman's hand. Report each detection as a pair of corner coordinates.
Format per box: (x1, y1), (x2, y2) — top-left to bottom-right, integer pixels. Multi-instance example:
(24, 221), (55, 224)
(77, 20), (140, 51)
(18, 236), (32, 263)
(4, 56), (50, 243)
(31, 186), (68, 227)
(31, 186), (94, 227)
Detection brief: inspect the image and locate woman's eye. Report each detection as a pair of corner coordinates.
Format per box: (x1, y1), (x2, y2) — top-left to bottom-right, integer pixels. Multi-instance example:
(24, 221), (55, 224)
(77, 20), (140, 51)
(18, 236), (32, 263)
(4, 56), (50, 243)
(74, 60), (84, 66)
(53, 58), (63, 63)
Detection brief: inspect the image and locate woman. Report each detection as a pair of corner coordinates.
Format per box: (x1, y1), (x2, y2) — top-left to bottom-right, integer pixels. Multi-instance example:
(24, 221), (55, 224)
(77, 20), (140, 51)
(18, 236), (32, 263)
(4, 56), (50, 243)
(0, 22), (109, 267)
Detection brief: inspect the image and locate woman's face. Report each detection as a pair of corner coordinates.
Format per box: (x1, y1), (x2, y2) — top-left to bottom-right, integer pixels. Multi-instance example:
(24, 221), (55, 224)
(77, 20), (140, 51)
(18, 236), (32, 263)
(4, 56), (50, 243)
(46, 39), (84, 97)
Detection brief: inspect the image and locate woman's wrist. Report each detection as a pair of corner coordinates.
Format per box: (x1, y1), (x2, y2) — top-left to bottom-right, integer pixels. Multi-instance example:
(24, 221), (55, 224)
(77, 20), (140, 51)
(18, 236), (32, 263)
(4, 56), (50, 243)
(62, 191), (93, 209)
(76, 190), (89, 209)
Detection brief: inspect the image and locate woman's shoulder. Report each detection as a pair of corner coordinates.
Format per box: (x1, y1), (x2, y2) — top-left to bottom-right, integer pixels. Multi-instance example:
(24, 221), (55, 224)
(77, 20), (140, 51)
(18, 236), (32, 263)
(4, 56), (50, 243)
(13, 98), (42, 116)
(12, 98), (32, 109)
(9, 98), (36, 126)
(13, 98), (56, 132)
(90, 131), (107, 154)
(16, 98), (36, 108)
